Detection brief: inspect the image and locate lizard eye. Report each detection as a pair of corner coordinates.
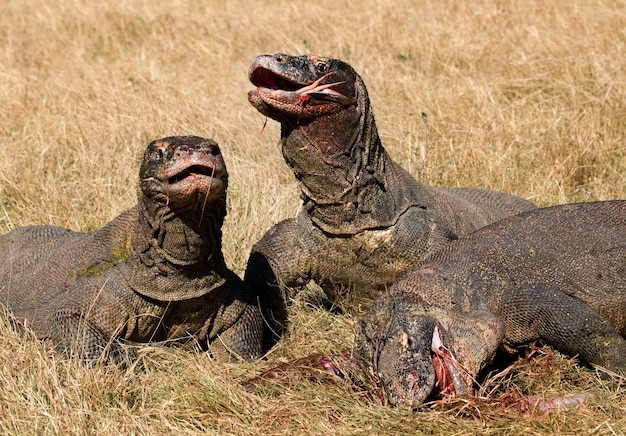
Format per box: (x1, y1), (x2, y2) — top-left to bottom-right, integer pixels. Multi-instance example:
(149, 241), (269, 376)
(146, 140), (168, 162)
(315, 62), (328, 74)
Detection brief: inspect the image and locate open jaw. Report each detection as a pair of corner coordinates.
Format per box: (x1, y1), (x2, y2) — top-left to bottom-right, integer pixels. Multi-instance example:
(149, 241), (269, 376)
(429, 325), (473, 400)
(387, 325), (473, 407)
(167, 164), (219, 186)
(162, 160), (226, 205)
(248, 65), (354, 113)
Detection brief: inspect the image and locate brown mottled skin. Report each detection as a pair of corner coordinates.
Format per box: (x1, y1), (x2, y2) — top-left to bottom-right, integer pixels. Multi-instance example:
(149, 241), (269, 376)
(360, 200), (626, 408)
(0, 136), (264, 362)
(244, 53), (536, 343)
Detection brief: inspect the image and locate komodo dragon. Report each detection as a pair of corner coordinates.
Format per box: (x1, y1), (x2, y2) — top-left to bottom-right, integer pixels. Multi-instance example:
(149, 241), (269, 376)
(245, 53), (535, 339)
(359, 200), (626, 408)
(0, 136), (264, 363)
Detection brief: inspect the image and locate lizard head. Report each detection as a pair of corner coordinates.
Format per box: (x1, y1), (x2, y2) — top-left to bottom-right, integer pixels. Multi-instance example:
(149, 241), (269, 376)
(248, 53), (358, 121)
(359, 298), (505, 408)
(139, 136), (227, 211)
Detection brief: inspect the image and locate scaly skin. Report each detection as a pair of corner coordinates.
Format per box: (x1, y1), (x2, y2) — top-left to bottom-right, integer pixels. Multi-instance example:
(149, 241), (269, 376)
(360, 200), (626, 408)
(0, 136), (265, 363)
(244, 53), (536, 344)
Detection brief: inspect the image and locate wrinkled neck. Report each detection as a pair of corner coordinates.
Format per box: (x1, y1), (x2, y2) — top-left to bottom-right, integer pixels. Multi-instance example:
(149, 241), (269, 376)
(136, 194), (225, 269)
(278, 83), (427, 235)
(281, 103), (386, 210)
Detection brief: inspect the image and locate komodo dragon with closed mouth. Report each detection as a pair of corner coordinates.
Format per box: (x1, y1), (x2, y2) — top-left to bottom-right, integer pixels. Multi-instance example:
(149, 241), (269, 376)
(0, 136), (265, 363)
(244, 53), (536, 341)
(360, 200), (626, 408)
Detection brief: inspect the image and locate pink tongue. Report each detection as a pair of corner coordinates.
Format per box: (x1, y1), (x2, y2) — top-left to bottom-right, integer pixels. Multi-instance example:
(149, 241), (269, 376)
(317, 356), (343, 376)
(432, 355), (456, 396)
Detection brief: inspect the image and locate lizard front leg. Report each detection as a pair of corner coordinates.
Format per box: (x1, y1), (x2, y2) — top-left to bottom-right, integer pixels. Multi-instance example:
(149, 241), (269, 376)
(51, 307), (130, 364)
(495, 285), (626, 371)
(244, 218), (313, 349)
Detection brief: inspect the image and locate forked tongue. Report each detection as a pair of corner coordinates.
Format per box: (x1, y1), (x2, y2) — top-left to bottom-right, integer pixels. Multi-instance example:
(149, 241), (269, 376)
(295, 72), (346, 98)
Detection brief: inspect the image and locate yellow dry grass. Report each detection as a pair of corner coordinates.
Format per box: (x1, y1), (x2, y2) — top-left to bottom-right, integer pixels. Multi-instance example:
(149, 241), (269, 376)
(1, 0), (625, 434)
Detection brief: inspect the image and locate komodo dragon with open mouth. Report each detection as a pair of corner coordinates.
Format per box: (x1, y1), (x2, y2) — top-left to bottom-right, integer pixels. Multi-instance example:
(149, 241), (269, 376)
(244, 53), (536, 342)
(0, 136), (265, 363)
(360, 200), (626, 408)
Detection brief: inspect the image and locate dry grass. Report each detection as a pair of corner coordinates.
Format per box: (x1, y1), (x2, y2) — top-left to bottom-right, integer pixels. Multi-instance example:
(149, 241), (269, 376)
(1, 0), (625, 434)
